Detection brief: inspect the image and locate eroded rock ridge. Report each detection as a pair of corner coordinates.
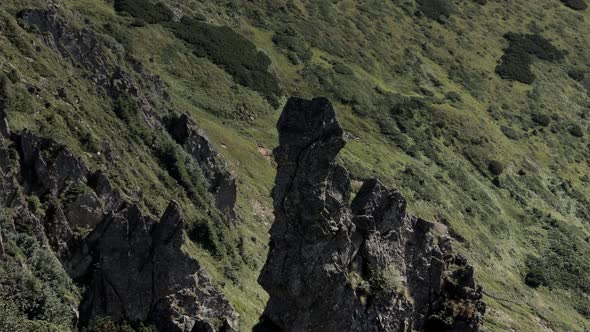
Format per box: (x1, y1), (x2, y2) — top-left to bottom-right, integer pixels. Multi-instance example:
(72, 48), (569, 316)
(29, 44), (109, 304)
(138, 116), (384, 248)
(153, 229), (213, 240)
(0, 124), (238, 331)
(256, 97), (485, 332)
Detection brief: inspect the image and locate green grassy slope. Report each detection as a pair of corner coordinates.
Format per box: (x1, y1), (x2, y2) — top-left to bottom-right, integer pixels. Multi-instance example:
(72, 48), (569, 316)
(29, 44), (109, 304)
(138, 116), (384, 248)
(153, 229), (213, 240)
(1, 0), (589, 331)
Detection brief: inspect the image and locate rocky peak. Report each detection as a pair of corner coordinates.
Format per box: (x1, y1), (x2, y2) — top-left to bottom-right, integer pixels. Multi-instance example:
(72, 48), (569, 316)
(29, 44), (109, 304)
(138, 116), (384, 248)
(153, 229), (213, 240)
(271, 97), (350, 239)
(256, 97), (485, 331)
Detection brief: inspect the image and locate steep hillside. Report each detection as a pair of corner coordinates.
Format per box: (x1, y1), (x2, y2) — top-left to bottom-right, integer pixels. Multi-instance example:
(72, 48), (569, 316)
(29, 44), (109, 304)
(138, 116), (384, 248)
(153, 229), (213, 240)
(0, 0), (589, 331)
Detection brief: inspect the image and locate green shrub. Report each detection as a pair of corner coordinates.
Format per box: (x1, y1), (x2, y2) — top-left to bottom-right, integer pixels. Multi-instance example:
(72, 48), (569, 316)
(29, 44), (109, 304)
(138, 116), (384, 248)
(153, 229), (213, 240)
(496, 46), (534, 84)
(0, 234), (78, 330)
(532, 113), (551, 127)
(1, 76), (35, 114)
(560, 0), (588, 10)
(83, 317), (157, 332)
(25, 196), (43, 215)
(272, 29), (312, 64)
(333, 63), (354, 76)
(524, 224), (590, 295)
(416, 0), (454, 21)
(504, 33), (563, 62)
(171, 18), (282, 104)
(524, 257), (546, 288)
(369, 265), (405, 295)
(112, 97), (156, 143)
(488, 160), (504, 176)
(114, 0), (173, 24)
(347, 271), (371, 295)
(569, 124), (584, 137)
(500, 126), (520, 140)
(568, 69), (585, 82)
(496, 33), (563, 84)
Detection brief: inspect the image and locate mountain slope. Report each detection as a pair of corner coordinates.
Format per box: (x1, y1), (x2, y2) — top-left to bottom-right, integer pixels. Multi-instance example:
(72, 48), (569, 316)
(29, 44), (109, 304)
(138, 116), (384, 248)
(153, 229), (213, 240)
(0, 0), (589, 331)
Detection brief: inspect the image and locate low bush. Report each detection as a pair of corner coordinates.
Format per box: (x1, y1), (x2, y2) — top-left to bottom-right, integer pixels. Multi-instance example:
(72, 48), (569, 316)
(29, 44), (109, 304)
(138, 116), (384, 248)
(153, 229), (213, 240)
(496, 33), (563, 84)
(524, 224), (590, 295)
(568, 69), (585, 82)
(0, 232), (78, 331)
(569, 124), (584, 137)
(504, 33), (564, 62)
(171, 18), (282, 104)
(560, 0), (588, 10)
(83, 317), (156, 332)
(114, 0), (173, 24)
(0, 76), (35, 114)
(524, 257), (546, 287)
(532, 113), (551, 126)
(416, 0), (454, 21)
(369, 265), (405, 295)
(495, 47), (535, 84)
(500, 126), (520, 140)
(272, 29), (312, 64)
(488, 160), (504, 176)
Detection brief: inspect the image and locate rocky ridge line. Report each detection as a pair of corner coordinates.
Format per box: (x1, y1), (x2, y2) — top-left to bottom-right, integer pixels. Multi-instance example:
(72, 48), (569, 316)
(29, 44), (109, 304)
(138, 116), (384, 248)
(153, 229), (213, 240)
(0, 119), (239, 331)
(17, 8), (237, 221)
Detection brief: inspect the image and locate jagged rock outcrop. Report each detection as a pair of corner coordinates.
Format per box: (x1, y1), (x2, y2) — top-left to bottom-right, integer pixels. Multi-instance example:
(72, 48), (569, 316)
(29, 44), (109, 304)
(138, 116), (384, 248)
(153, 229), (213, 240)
(17, 130), (89, 197)
(256, 97), (485, 331)
(17, 9), (238, 223)
(69, 201), (239, 331)
(0, 120), (238, 331)
(166, 114), (237, 221)
(18, 9), (137, 99)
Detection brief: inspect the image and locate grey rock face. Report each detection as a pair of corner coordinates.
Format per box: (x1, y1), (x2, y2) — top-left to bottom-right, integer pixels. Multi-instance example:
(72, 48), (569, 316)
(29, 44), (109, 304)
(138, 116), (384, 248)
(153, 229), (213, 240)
(70, 202), (239, 331)
(18, 9), (136, 99)
(16, 130), (89, 197)
(0, 126), (238, 331)
(167, 114), (237, 221)
(257, 97), (485, 332)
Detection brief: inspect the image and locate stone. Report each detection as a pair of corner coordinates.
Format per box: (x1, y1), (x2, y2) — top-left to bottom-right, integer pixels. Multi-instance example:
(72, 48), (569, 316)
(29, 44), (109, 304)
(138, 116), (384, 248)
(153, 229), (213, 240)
(66, 192), (104, 229)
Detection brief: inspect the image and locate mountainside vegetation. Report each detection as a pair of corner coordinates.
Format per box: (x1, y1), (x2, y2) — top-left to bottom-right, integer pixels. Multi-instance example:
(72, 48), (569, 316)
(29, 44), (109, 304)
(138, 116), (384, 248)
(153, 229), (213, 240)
(0, 0), (589, 331)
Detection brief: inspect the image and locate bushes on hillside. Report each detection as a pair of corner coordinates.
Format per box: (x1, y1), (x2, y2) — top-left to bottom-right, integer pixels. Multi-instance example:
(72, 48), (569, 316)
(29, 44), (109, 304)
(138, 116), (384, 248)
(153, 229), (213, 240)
(568, 69), (585, 82)
(504, 33), (564, 62)
(496, 33), (563, 84)
(496, 47), (535, 84)
(113, 1), (282, 105)
(560, 0), (588, 10)
(488, 160), (504, 176)
(524, 222), (590, 310)
(569, 124), (584, 137)
(83, 317), (156, 332)
(0, 232), (79, 331)
(416, 0), (454, 22)
(114, 0), (173, 24)
(272, 28), (312, 64)
(171, 18), (282, 104)
(532, 113), (551, 127)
